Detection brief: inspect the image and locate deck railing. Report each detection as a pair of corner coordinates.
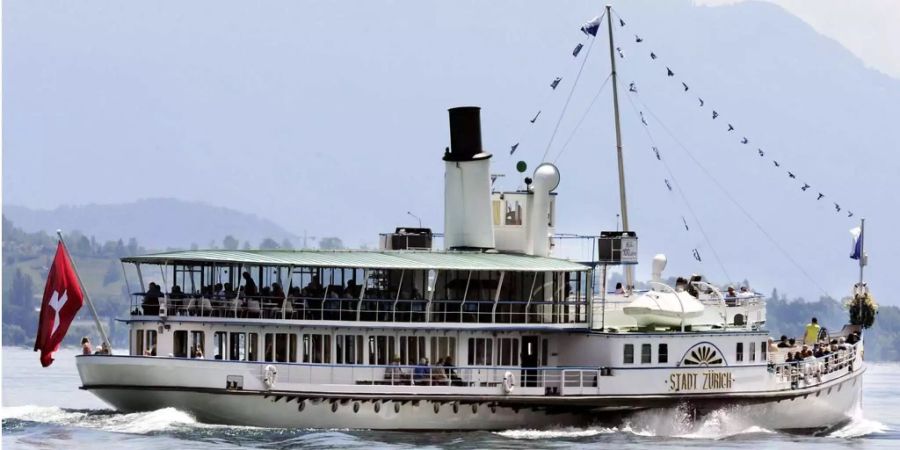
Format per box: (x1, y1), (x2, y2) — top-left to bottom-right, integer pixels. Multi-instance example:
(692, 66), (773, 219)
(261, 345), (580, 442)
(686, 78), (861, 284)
(130, 294), (589, 325)
(769, 345), (858, 389)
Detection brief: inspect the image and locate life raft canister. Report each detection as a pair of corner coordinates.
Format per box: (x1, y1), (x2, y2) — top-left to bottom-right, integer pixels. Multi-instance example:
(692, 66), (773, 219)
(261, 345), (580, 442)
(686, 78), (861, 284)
(263, 365), (278, 389)
(503, 371), (516, 394)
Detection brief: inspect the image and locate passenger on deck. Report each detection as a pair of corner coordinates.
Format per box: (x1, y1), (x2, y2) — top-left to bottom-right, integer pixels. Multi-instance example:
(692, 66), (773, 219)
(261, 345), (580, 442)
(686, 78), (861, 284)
(674, 277), (687, 292)
(81, 337), (93, 355)
(384, 356), (406, 384)
(271, 283), (285, 307)
(142, 282), (162, 315)
(170, 285), (186, 299)
(213, 283), (224, 298)
(224, 283), (237, 299)
(242, 272), (258, 297)
(614, 282), (625, 294)
(777, 335), (790, 348)
(738, 286), (753, 297)
(432, 358), (448, 385)
(414, 357), (431, 385)
(443, 356), (464, 386)
(804, 317), (821, 345)
(306, 276), (323, 297)
(344, 280), (358, 299)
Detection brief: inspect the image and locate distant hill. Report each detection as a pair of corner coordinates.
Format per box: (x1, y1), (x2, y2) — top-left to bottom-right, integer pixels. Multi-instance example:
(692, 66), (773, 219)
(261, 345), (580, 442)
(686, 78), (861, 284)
(3, 199), (300, 250)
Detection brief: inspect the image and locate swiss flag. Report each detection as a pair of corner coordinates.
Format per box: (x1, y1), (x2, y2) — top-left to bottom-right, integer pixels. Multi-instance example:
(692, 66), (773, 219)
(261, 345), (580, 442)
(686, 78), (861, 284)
(34, 242), (85, 367)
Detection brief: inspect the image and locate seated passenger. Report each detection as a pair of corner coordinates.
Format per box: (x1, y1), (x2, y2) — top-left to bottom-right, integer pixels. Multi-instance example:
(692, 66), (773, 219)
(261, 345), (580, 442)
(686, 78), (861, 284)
(384, 357), (407, 384)
(223, 283), (237, 300)
(242, 271), (258, 297)
(674, 277), (687, 292)
(271, 283), (285, 308)
(142, 282), (162, 315)
(344, 280), (358, 299)
(432, 357), (448, 385)
(81, 337), (93, 355)
(443, 356), (464, 386)
(777, 335), (790, 348)
(614, 282), (624, 294)
(738, 286), (753, 298)
(414, 357), (431, 385)
(213, 283), (224, 299)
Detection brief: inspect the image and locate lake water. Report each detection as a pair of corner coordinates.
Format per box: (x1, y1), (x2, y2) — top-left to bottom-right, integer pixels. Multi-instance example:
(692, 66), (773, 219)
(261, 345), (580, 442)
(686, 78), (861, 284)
(2, 346), (898, 449)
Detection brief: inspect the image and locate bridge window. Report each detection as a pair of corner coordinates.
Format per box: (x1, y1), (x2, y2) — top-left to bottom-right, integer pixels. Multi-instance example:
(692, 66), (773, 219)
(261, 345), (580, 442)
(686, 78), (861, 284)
(658, 344), (668, 363)
(498, 338), (520, 366)
(623, 344), (634, 364)
(467, 338), (493, 365)
(736, 342), (744, 362)
(749, 342), (756, 362)
(641, 344), (652, 363)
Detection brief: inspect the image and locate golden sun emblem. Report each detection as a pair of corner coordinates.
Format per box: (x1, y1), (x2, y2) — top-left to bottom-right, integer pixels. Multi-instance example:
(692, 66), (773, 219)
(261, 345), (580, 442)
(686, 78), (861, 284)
(683, 345), (724, 366)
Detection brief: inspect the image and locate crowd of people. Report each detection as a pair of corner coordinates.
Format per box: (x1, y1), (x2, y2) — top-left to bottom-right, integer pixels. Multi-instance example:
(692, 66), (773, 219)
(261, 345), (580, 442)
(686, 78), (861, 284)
(771, 317), (860, 384)
(383, 356), (465, 386)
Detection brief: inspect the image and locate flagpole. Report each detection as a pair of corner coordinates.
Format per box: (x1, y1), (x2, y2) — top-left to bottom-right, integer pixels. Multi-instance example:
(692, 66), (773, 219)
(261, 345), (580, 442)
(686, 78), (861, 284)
(858, 218), (865, 286)
(606, 4), (632, 291)
(56, 230), (112, 353)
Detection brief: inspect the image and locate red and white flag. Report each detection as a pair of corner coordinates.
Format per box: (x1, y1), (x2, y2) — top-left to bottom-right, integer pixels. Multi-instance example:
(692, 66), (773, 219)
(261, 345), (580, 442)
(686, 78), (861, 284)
(34, 242), (85, 367)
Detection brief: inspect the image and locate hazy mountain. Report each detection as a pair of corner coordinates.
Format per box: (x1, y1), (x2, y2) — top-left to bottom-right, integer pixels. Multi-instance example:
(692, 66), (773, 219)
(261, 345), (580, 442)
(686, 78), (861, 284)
(2, 199), (300, 250)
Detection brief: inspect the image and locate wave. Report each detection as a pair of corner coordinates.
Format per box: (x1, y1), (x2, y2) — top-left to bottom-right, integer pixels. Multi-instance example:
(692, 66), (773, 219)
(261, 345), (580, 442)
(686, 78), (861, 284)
(2, 405), (207, 435)
(827, 405), (888, 438)
(495, 426), (616, 439)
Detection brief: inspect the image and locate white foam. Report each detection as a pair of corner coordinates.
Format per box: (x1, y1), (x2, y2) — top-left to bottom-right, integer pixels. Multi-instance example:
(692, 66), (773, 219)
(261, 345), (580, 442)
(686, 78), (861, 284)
(496, 426), (615, 439)
(827, 406), (888, 438)
(2, 405), (209, 435)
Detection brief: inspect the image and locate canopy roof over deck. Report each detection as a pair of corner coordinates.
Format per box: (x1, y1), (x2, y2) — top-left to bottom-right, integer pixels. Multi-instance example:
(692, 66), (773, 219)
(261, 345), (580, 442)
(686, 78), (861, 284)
(121, 250), (590, 272)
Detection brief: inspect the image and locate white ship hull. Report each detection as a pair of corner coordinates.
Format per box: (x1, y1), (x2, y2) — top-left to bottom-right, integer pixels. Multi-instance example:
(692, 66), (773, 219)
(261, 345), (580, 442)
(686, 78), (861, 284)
(78, 353), (863, 432)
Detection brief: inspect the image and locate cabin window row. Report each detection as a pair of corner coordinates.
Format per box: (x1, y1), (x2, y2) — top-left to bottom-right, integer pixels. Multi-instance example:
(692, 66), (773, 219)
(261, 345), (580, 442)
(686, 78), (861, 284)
(622, 343), (668, 364)
(735, 341), (767, 363)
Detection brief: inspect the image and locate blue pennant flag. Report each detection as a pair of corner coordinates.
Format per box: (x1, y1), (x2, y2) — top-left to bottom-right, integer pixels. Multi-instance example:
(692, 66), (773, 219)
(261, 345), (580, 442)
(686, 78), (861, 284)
(850, 227), (863, 260)
(581, 16), (601, 36)
(551, 77), (562, 90)
(572, 43), (583, 57)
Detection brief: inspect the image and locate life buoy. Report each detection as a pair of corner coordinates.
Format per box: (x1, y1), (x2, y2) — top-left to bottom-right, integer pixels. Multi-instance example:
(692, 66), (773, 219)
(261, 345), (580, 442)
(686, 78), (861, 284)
(503, 371), (516, 394)
(263, 365), (278, 389)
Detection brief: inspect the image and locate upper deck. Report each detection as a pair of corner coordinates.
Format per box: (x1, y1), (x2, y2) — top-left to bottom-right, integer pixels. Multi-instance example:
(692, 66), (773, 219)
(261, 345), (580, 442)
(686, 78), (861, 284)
(123, 249), (594, 327)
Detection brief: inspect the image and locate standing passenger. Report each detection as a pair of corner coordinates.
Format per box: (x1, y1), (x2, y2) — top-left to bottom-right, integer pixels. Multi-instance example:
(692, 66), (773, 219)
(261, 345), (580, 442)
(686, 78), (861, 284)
(804, 317), (821, 345)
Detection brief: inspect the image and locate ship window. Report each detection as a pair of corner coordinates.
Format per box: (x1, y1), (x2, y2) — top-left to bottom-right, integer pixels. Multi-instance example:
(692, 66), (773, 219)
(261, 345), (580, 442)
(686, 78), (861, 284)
(760, 341), (767, 363)
(190, 331), (204, 358)
(736, 342), (744, 362)
(541, 339), (549, 366)
(623, 344), (634, 364)
(229, 332), (246, 360)
(214, 332), (227, 360)
(368, 335), (395, 365)
(658, 344), (668, 363)
(641, 344), (652, 364)
(265, 334), (274, 362)
(290, 334), (298, 363)
(304, 334), (332, 364)
(135, 330), (144, 356)
(173, 330), (188, 358)
(248, 333), (258, 361)
(505, 200), (523, 226)
(430, 337), (457, 365)
(749, 342), (756, 362)
(400, 336), (427, 365)
(467, 338), (493, 365)
(336, 335), (364, 364)
(498, 338), (519, 366)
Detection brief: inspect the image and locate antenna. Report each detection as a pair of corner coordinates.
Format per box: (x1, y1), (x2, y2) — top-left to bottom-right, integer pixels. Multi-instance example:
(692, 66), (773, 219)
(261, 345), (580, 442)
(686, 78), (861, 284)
(407, 211), (423, 228)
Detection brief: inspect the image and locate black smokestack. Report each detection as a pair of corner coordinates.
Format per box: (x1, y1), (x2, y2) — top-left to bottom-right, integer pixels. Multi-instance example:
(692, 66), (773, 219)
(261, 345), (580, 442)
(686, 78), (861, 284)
(444, 106), (492, 162)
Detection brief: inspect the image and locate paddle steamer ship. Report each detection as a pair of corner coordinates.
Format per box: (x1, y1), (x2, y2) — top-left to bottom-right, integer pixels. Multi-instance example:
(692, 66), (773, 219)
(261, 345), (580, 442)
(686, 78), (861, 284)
(75, 10), (866, 432)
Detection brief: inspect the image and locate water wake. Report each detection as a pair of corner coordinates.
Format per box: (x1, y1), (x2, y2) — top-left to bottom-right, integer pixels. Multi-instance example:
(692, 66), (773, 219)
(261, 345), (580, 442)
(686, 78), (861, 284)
(2, 405), (216, 435)
(495, 426), (616, 439)
(826, 405), (887, 438)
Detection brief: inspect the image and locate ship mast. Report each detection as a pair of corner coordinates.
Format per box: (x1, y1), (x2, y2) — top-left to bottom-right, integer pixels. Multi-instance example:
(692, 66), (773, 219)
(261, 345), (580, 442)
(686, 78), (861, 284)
(605, 4), (633, 289)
